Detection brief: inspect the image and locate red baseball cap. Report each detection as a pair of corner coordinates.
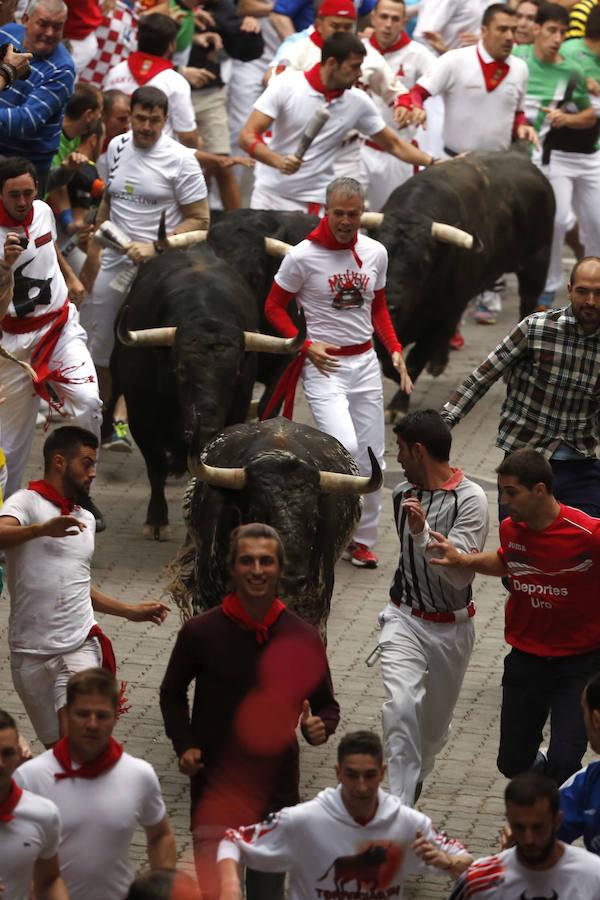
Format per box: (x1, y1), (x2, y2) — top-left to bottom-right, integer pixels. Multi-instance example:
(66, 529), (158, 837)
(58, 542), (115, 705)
(317, 0), (357, 19)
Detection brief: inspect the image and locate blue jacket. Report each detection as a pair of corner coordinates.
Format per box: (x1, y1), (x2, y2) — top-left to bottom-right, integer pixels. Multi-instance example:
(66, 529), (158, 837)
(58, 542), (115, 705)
(560, 760), (600, 853)
(0, 24), (75, 170)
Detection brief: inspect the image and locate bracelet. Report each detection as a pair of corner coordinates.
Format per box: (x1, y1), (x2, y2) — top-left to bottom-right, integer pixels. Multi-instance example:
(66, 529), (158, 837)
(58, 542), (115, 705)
(58, 208), (74, 230)
(0, 62), (15, 86)
(248, 135), (265, 159)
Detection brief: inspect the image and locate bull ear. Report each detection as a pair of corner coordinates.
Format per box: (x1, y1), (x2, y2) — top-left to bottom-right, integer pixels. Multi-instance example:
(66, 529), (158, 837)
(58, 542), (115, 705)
(157, 210), (167, 243)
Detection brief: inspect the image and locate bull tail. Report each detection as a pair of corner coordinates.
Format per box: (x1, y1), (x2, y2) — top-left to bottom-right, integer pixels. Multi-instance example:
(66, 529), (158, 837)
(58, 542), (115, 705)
(317, 862), (335, 883)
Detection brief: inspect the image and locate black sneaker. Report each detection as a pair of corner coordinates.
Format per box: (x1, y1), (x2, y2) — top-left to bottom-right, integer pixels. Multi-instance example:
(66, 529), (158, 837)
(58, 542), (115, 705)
(77, 493), (106, 533)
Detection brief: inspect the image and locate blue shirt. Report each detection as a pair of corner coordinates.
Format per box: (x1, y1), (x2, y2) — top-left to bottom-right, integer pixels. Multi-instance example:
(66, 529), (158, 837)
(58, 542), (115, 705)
(0, 24), (75, 170)
(272, 0), (376, 32)
(560, 760), (600, 854)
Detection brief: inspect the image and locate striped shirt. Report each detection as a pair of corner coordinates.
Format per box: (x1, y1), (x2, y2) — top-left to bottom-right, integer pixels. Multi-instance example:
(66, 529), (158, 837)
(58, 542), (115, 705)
(0, 24), (75, 170)
(566, 0), (598, 40)
(442, 306), (600, 458)
(390, 469), (489, 614)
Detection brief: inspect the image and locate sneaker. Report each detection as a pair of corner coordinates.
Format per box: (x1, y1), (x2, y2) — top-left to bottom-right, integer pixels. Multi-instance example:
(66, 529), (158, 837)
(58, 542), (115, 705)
(449, 330), (465, 351)
(342, 541), (379, 568)
(474, 305), (497, 325)
(102, 420), (133, 453)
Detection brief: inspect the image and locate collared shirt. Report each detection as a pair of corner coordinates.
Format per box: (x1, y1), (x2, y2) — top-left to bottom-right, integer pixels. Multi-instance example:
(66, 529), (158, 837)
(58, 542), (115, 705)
(442, 306), (600, 458)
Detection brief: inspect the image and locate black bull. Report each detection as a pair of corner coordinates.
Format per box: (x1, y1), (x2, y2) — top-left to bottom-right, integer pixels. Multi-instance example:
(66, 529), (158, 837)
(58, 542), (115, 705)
(169, 417), (381, 637)
(208, 148), (555, 419)
(318, 846), (389, 891)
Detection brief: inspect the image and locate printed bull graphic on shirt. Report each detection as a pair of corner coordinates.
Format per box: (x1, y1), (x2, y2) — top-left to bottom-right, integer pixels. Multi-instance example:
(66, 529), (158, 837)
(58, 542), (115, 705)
(519, 892), (558, 900)
(12, 257), (52, 317)
(329, 269), (370, 310)
(318, 845), (389, 892)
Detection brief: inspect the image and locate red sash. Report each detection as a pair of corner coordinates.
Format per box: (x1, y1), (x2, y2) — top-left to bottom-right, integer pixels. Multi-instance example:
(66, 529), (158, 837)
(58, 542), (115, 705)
(0, 201), (34, 240)
(27, 479), (75, 515)
(304, 63), (345, 102)
(127, 51), (173, 86)
(476, 48), (509, 92)
(309, 30), (324, 49)
(0, 780), (22, 822)
(53, 736), (123, 780)
(369, 32), (410, 54)
(307, 216), (363, 268)
(222, 592), (285, 644)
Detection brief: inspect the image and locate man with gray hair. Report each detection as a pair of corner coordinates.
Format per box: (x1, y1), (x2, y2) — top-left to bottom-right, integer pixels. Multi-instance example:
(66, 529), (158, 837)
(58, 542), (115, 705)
(0, 0), (74, 191)
(264, 176), (410, 567)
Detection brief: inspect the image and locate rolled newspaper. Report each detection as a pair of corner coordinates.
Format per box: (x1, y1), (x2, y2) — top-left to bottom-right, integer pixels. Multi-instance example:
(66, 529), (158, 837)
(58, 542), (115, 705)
(294, 106), (331, 161)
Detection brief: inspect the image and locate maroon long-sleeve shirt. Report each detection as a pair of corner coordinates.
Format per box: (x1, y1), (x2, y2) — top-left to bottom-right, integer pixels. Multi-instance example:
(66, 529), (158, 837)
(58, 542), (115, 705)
(160, 606), (340, 828)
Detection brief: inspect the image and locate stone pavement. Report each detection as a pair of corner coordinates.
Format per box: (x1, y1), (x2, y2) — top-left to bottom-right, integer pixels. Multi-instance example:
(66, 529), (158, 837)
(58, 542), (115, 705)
(0, 273), (580, 897)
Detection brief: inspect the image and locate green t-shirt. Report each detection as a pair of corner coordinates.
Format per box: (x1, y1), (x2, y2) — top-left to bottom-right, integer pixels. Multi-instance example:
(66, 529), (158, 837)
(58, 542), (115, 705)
(170, 0), (195, 53)
(513, 44), (590, 138)
(51, 131), (81, 169)
(561, 38), (600, 145)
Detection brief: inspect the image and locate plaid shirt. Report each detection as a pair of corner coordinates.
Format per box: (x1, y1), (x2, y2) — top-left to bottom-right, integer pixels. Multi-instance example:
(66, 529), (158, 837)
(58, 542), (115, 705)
(442, 306), (600, 458)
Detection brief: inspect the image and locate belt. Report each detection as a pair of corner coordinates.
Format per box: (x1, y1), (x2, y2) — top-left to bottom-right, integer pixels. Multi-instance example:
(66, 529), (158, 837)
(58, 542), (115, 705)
(391, 597), (476, 623)
(327, 340), (372, 356)
(443, 146), (459, 158)
(365, 139), (383, 152)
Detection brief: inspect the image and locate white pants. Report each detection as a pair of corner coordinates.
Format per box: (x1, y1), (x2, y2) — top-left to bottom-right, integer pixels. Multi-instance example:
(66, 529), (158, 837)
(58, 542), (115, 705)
(420, 95), (445, 159)
(378, 602), (475, 805)
(0, 304), (102, 498)
(302, 349), (384, 547)
(360, 143), (413, 212)
(11, 638), (101, 745)
(67, 32), (98, 75)
(80, 255), (136, 368)
(541, 150), (600, 293)
(250, 184), (323, 215)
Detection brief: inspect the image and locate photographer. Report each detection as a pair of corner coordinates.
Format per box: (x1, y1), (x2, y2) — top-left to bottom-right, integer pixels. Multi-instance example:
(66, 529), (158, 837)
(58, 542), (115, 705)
(0, 43), (32, 90)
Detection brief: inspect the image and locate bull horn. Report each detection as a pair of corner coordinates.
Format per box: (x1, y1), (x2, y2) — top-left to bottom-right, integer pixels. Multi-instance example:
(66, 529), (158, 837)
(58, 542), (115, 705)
(431, 222), (474, 249)
(116, 305), (177, 347)
(164, 230), (208, 250)
(0, 345), (37, 381)
(319, 447), (383, 495)
(360, 212), (384, 228)
(265, 237), (293, 257)
(244, 313), (306, 354)
(188, 457), (246, 489)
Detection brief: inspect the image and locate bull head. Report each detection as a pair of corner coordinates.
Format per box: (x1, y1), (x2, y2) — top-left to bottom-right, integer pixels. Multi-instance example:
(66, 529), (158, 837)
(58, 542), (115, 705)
(116, 304), (306, 354)
(189, 446), (383, 495)
(360, 212), (474, 249)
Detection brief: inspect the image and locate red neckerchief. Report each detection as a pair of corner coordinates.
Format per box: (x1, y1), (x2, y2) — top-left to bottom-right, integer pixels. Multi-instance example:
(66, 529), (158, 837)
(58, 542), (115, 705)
(369, 31), (410, 54)
(127, 50), (173, 86)
(222, 592), (285, 644)
(53, 736), (123, 780)
(0, 200), (34, 240)
(304, 62), (345, 102)
(476, 48), (509, 92)
(0, 780), (23, 822)
(309, 29), (324, 48)
(27, 479), (75, 515)
(307, 216), (363, 268)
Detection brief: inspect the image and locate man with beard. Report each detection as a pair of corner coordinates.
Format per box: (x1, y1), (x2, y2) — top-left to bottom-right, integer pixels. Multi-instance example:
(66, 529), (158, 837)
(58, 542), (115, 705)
(0, 426), (169, 748)
(449, 773), (600, 898)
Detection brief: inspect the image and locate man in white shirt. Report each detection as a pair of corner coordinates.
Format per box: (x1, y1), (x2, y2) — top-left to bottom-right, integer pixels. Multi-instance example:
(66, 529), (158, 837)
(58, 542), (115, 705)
(0, 709), (67, 900)
(0, 425), (170, 747)
(103, 13), (198, 148)
(361, 0), (436, 210)
(414, 0), (485, 54)
(449, 772), (600, 899)
(15, 668), (177, 900)
(80, 84), (208, 443)
(241, 31), (436, 213)
(217, 730), (472, 899)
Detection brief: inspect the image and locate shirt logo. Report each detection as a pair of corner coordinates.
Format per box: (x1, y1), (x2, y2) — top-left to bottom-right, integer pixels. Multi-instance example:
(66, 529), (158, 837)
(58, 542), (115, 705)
(329, 269), (370, 310)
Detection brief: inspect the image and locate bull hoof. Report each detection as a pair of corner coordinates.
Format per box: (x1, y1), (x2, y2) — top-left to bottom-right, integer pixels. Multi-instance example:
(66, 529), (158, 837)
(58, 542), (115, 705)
(385, 408), (405, 426)
(143, 524), (170, 542)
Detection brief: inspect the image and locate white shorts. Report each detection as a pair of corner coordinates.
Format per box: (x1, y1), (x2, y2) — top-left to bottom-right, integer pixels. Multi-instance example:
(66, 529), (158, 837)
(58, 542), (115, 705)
(250, 184), (323, 214)
(11, 638), (102, 745)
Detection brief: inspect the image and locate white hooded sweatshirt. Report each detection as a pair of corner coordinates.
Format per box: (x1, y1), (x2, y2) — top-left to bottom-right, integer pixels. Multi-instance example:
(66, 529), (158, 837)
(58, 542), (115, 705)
(217, 785), (467, 899)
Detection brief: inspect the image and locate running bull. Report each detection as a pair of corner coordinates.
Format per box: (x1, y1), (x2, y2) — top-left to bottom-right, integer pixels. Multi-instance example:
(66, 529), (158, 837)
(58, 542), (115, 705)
(169, 417), (382, 637)
(111, 245), (303, 540)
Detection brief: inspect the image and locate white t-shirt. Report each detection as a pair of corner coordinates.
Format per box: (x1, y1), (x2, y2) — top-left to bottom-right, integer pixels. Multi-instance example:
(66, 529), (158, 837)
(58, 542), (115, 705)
(103, 64), (196, 139)
(105, 132), (207, 246)
(450, 845), (600, 899)
(415, 0), (484, 51)
(1, 490), (96, 655)
(15, 751), (167, 900)
(254, 68), (385, 201)
(0, 787), (61, 900)
(419, 42), (528, 152)
(366, 35), (436, 135)
(275, 232), (387, 345)
(0, 200), (66, 320)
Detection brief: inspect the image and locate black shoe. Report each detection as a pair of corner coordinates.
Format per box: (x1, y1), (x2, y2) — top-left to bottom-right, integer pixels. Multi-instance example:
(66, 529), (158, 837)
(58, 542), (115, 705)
(414, 781), (423, 804)
(77, 493), (106, 533)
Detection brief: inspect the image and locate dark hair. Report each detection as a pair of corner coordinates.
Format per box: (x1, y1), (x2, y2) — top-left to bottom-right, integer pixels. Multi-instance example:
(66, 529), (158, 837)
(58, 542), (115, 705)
(138, 13), (179, 56)
(569, 255), (600, 285)
(103, 88), (130, 114)
(66, 668), (119, 710)
(535, 2), (569, 26)
(322, 31), (367, 64)
(337, 730), (383, 765)
(517, 0), (541, 9)
(496, 448), (553, 492)
(393, 409), (452, 462)
(482, 3), (516, 27)
(0, 709), (17, 733)
(505, 772), (559, 815)
(227, 523), (285, 571)
(585, 672), (600, 713)
(126, 869), (202, 900)
(42, 425), (98, 471)
(0, 156), (37, 191)
(374, 0), (405, 9)
(65, 83), (102, 119)
(131, 85), (169, 116)
(587, 4), (600, 39)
